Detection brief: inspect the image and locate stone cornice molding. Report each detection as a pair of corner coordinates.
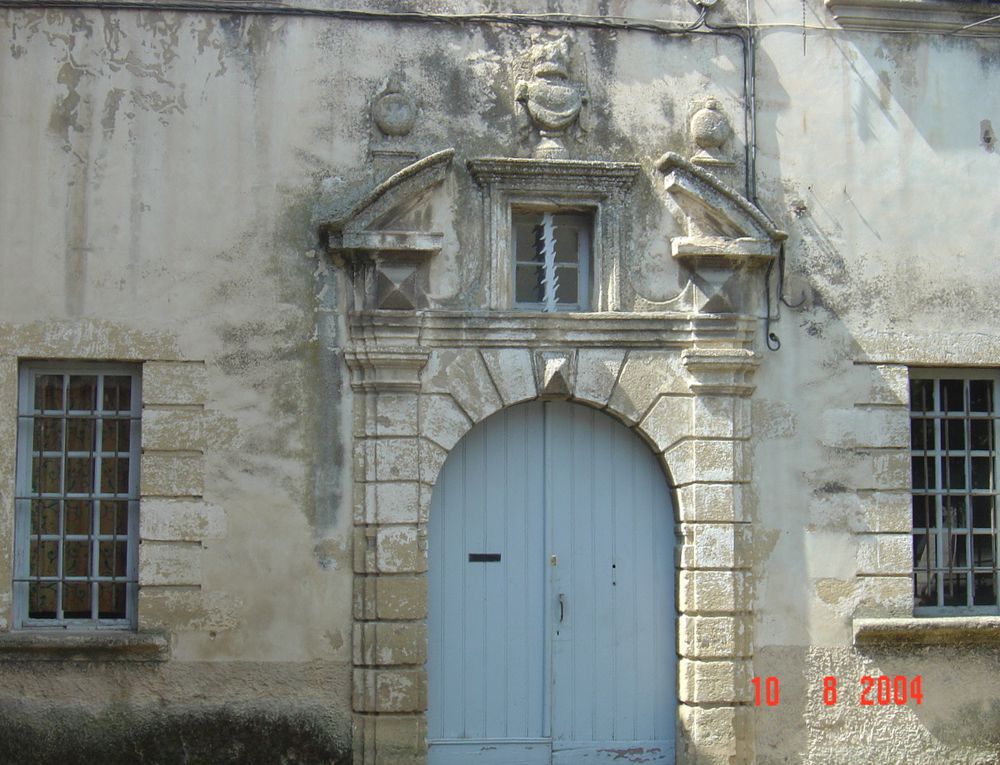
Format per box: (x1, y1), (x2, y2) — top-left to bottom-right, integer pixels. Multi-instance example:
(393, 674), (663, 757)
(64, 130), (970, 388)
(826, 0), (1000, 35)
(349, 310), (756, 350)
(468, 156), (640, 193)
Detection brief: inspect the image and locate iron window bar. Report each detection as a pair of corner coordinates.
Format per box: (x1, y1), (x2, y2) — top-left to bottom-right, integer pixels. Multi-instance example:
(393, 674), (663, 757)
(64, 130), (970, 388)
(911, 375), (999, 613)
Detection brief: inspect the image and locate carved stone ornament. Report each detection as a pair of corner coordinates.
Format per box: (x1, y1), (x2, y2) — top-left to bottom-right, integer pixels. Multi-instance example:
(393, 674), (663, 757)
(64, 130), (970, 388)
(321, 149), (453, 311)
(515, 34), (587, 159)
(656, 152), (787, 314)
(690, 99), (735, 170)
(372, 76), (417, 138)
(535, 349), (575, 399)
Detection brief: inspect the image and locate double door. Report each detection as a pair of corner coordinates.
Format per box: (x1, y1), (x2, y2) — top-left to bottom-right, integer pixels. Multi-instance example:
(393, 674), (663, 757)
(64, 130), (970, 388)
(427, 401), (676, 764)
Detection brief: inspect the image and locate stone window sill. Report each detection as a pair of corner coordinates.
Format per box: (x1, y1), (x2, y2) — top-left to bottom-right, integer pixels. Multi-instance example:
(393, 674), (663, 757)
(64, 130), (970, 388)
(0, 630), (170, 661)
(853, 616), (1000, 646)
(826, 0), (1000, 35)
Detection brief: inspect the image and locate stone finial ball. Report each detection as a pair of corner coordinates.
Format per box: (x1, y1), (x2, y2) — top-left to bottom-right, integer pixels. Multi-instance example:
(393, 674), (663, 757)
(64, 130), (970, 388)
(690, 100), (731, 150)
(373, 91), (417, 137)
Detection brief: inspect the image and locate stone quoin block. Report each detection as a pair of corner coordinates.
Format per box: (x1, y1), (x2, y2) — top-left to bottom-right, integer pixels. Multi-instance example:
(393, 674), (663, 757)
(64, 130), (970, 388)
(354, 621), (428, 666)
(678, 658), (752, 704)
(678, 570), (751, 614)
(138, 541), (202, 586)
(140, 453), (204, 497)
(139, 498), (227, 541)
(142, 361), (208, 406)
(141, 407), (205, 452)
(376, 525), (426, 573)
(679, 615), (752, 658)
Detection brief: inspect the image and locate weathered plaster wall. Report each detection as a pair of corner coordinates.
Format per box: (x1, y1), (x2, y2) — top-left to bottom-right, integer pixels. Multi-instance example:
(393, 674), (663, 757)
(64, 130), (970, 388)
(2, 0), (999, 762)
(749, 0), (1000, 761)
(0, 7), (361, 759)
(0, 3), (745, 761)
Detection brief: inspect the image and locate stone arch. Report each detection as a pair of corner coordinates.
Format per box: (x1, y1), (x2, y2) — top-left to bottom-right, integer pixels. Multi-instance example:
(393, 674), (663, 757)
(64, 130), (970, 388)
(417, 346), (694, 524)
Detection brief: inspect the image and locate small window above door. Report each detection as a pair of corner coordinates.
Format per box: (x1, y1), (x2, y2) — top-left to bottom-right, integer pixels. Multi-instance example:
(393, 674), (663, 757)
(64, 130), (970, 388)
(468, 157), (639, 312)
(512, 211), (592, 311)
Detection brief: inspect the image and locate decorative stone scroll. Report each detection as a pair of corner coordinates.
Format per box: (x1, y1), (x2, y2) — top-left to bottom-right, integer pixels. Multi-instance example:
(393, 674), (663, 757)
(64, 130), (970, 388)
(656, 152), (787, 314)
(323, 149), (454, 311)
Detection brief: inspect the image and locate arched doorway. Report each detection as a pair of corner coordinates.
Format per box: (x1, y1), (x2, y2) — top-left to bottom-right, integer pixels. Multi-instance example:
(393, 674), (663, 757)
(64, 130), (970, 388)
(427, 400), (676, 763)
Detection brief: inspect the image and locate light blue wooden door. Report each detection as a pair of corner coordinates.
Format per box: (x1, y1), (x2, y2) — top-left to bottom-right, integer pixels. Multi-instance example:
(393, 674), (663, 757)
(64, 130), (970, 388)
(427, 401), (676, 764)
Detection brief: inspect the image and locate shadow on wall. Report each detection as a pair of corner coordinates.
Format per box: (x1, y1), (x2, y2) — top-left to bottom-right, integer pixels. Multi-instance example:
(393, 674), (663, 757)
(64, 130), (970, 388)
(0, 699), (351, 765)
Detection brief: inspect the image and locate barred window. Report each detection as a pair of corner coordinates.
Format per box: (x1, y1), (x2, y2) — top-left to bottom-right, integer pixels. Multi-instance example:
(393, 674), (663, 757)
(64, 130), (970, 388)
(512, 210), (592, 311)
(911, 372), (999, 614)
(13, 364), (140, 628)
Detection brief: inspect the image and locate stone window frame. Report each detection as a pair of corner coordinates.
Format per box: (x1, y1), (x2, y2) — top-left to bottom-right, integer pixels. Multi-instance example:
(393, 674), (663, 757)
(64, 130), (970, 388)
(13, 361), (142, 630)
(0, 322), (221, 661)
(847, 339), (1000, 646)
(468, 158), (639, 312)
(346, 311), (759, 765)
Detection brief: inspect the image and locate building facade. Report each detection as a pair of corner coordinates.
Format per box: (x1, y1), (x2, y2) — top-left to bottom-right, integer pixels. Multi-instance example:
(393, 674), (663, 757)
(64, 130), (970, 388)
(0, 1), (999, 763)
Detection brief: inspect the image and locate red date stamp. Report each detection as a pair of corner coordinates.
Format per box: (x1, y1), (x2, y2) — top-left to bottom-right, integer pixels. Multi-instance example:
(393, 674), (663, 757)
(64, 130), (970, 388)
(751, 675), (924, 707)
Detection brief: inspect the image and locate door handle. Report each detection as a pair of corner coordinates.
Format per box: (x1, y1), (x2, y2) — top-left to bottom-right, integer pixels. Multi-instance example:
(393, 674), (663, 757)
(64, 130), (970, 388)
(558, 593), (565, 623)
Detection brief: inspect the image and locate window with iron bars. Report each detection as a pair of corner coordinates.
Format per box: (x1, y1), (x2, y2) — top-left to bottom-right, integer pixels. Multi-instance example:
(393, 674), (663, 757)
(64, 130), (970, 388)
(13, 363), (140, 629)
(512, 210), (592, 311)
(910, 371), (999, 613)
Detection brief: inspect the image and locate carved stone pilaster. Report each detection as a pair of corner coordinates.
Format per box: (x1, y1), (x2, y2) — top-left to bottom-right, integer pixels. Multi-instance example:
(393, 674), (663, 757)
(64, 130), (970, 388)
(682, 347), (760, 397)
(343, 347), (429, 393)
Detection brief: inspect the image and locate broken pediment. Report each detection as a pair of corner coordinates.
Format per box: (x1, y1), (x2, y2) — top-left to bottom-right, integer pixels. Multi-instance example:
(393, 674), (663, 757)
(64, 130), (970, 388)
(656, 151), (786, 263)
(655, 152), (787, 314)
(322, 149), (454, 310)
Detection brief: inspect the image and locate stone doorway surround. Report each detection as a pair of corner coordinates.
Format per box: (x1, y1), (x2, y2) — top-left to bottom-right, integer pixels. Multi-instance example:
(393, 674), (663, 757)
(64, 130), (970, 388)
(322, 147), (785, 765)
(344, 311), (758, 765)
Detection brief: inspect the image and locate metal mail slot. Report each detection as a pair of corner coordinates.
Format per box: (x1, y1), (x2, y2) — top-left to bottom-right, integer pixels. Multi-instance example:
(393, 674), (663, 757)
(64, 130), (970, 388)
(468, 553), (501, 563)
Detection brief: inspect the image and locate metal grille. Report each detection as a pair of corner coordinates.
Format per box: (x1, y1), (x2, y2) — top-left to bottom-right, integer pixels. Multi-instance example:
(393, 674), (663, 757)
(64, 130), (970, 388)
(910, 374), (999, 613)
(14, 365), (140, 628)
